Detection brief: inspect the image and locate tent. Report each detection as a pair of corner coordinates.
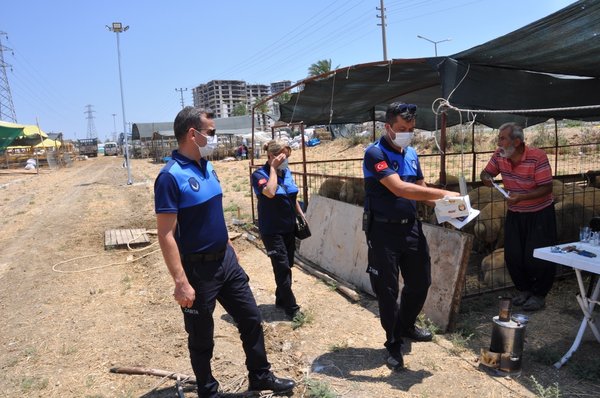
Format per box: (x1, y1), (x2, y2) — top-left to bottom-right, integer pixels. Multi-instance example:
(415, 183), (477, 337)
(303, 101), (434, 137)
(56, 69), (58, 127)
(34, 138), (61, 148)
(278, 0), (600, 130)
(0, 121), (49, 150)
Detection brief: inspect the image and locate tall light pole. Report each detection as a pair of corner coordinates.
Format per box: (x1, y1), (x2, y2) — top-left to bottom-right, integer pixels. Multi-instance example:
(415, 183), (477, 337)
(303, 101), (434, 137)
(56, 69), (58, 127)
(111, 113), (117, 142)
(107, 22), (133, 185)
(416, 35), (451, 57)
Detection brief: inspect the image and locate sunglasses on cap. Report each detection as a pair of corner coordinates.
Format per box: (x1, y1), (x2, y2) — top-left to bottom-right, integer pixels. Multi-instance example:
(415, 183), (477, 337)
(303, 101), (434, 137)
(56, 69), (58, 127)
(391, 103), (417, 121)
(193, 128), (216, 137)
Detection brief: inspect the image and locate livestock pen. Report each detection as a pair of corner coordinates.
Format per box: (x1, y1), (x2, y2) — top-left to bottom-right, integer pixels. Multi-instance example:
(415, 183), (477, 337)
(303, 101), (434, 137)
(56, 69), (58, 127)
(249, 121), (600, 297)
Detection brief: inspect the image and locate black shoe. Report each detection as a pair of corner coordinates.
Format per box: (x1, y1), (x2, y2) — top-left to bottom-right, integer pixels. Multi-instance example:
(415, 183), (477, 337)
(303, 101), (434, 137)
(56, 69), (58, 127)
(249, 373), (295, 394)
(401, 326), (433, 342)
(386, 353), (405, 371)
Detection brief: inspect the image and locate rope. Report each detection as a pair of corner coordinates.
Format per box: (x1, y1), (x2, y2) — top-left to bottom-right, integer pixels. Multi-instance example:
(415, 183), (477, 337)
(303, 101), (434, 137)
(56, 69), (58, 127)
(387, 60), (392, 82)
(52, 230), (159, 274)
(288, 86), (302, 126)
(328, 71), (337, 125)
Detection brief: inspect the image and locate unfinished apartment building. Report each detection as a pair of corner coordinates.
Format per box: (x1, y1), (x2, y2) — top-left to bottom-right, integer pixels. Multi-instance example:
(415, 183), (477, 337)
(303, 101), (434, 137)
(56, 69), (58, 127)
(193, 80), (270, 119)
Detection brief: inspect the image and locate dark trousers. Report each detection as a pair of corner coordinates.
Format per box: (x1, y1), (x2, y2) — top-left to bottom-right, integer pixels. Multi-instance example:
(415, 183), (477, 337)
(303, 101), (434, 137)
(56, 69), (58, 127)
(365, 220), (431, 356)
(181, 245), (271, 398)
(504, 204), (558, 297)
(261, 232), (299, 315)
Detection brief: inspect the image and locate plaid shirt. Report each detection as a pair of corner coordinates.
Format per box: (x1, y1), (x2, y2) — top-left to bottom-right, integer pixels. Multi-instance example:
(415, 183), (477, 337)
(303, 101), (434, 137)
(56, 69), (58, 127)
(484, 145), (553, 212)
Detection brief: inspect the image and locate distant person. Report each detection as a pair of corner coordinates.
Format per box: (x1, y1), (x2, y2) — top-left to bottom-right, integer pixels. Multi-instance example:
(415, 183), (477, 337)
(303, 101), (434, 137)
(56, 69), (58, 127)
(480, 122), (557, 311)
(362, 102), (459, 371)
(251, 139), (304, 320)
(154, 106), (295, 397)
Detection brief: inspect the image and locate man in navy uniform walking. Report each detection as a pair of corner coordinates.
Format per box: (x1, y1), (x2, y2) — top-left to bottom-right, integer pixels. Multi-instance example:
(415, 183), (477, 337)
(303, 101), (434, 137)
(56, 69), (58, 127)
(154, 106), (295, 397)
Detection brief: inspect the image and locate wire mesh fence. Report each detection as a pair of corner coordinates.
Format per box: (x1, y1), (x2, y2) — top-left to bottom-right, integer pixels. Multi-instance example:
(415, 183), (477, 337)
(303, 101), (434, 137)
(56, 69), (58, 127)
(249, 121), (600, 298)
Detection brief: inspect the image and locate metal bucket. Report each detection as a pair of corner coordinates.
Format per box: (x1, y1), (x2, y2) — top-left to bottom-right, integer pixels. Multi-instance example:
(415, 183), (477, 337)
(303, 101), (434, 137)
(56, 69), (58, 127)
(489, 315), (527, 375)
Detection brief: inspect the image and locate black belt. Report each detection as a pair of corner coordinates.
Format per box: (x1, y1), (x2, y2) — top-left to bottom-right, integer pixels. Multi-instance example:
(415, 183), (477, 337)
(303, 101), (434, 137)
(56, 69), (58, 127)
(373, 216), (411, 224)
(183, 248), (227, 263)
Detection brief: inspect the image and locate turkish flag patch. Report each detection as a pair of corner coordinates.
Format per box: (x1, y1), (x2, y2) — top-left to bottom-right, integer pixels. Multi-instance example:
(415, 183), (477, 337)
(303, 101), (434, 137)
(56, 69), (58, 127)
(375, 161), (388, 172)
(258, 178), (267, 186)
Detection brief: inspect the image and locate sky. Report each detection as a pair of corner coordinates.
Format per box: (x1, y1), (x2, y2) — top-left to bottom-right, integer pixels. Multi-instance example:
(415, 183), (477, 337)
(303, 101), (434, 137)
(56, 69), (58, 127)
(1, 0), (575, 141)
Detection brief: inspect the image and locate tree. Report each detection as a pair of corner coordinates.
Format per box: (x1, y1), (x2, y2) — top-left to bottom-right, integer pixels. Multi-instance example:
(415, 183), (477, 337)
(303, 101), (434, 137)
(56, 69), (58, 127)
(232, 103), (247, 116)
(253, 97), (270, 131)
(275, 91), (291, 105)
(308, 59), (338, 77)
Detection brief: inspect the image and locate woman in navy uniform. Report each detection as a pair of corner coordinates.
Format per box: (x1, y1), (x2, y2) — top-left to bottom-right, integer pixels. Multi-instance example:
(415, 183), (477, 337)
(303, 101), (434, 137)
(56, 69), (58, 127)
(251, 139), (305, 319)
(154, 107), (294, 397)
(362, 102), (459, 371)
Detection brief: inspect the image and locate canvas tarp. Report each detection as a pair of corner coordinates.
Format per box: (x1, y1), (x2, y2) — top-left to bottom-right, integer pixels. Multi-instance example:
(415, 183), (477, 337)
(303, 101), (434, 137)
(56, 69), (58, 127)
(278, 0), (600, 130)
(0, 121), (49, 151)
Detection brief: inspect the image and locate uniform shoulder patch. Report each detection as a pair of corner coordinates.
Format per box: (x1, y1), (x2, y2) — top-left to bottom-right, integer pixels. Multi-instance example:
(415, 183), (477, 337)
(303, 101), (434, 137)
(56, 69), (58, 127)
(188, 177), (200, 192)
(375, 161), (388, 172)
(258, 178), (267, 186)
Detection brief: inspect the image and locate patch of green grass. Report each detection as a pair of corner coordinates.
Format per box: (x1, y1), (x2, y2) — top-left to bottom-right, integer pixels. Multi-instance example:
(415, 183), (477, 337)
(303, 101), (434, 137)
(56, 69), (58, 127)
(23, 346), (37, 359)
(416, 314), (441, 336)
(448, 330), (473, 355)
(60, 343), (78, 355)
(305, 378), (336, 398)
(324, 280), (338, 291)
(223, 203), (238, 213)
(328, 340), (348, 352)
(121, 274), (132, 290)
(291, 309), (313, 330)
(530, 375), (561, 398)
(568, 354), (600, 381)
(21, 376), (48, 391)
(529, 346), (562, 365)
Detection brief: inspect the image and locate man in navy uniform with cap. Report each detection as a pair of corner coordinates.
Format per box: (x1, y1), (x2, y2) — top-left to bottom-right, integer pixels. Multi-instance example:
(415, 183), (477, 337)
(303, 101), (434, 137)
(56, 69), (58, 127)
(154, 106), (295, 397)
(363, 102), (459, 370)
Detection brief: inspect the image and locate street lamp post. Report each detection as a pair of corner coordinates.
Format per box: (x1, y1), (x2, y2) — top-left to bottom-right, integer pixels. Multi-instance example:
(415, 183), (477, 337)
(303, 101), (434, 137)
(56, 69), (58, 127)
(416, 35), (451, 57)
(111, 113), (117, 142)
(107, 22), (133, 185)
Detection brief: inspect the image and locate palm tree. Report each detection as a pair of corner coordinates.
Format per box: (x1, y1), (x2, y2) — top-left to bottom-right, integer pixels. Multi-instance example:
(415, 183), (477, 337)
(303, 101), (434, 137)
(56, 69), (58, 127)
(253, 97), (270, 131)
(232, 103), (247, 116)
(308, 59), (338, 77)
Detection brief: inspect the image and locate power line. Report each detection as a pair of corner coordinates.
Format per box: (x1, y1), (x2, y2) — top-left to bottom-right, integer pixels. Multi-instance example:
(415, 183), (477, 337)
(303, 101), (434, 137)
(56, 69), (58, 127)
(175, 87), (188, 109)
(0, 31), (17, 123)
(84, 104), (97, 139)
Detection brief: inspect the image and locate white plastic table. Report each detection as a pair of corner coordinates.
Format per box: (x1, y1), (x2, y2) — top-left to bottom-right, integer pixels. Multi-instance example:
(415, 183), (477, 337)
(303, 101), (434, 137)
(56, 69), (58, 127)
(533, 242), (600, 368)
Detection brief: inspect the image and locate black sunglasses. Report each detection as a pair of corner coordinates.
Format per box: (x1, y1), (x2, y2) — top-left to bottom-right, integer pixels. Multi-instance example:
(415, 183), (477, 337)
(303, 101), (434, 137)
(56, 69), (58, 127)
(194, 128), (216, 137)
(392, 103), (417, 121)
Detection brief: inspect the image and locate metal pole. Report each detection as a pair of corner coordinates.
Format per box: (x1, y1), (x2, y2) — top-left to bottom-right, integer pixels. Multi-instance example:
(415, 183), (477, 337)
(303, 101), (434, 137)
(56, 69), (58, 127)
(115, 29), (133, 185)
(377, 0), (388, 61)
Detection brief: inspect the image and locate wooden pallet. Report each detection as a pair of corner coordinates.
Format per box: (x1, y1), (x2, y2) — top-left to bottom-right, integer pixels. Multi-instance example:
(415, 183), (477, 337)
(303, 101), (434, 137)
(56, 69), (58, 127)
(104, 228), (150, 249)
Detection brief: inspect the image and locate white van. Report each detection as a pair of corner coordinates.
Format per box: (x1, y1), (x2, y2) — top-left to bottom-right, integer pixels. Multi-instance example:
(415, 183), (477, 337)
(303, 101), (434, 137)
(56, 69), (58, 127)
(104, 142), (119, 156)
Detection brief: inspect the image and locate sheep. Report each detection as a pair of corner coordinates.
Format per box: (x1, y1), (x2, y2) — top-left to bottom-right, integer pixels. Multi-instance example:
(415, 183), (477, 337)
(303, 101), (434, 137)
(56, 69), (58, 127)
(317, 178), (345, 201)
(473, 201), (508, 249)
(339, 178), (365, 206)
(481, 248), (510, 288)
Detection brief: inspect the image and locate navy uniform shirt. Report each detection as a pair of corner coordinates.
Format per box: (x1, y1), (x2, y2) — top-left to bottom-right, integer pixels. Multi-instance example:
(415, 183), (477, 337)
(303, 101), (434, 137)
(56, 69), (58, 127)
(154, 150), (228, 254)
(363, 137), (424, 219)
(251, 163), (298, 235)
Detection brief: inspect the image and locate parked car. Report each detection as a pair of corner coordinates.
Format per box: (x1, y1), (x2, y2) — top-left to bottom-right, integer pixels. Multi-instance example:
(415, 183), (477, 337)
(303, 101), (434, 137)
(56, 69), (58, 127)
(104, 142), (119, 156)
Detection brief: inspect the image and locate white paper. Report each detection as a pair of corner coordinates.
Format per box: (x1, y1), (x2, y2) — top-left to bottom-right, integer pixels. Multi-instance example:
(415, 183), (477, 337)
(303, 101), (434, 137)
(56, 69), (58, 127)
(434, 195), (471, 219)
(491, 181), (510, 199)
(437, 208), (481, 229)
(434, 195), (480, 229)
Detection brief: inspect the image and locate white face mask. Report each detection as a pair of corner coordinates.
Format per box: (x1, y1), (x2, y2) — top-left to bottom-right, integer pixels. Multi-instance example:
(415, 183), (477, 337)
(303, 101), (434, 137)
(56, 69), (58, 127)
(196, 134), (218, 158)
(277, 158), (289, 171)
(391, 131), (414, 149)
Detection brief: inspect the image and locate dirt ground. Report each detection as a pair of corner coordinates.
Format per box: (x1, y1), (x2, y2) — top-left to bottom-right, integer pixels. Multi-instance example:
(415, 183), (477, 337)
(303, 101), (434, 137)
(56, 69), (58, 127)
(1, 141), (599, 397)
